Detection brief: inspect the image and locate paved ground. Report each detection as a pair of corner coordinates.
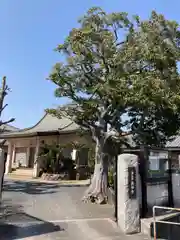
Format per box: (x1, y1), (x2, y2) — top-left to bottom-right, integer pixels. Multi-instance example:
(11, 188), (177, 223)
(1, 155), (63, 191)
(0, 179), (149, 239)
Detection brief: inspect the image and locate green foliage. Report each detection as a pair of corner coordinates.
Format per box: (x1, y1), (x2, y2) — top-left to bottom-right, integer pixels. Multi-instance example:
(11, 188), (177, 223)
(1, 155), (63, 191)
(120, 11), (180, 146)
(39, 143), (64, 173)
(39, 142), (76, 174)
(47, 7), (180, 148)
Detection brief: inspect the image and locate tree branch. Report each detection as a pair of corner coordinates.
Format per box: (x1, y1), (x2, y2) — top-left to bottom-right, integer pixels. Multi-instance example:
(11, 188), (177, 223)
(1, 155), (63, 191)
(0, 118), (15, 126)
(81, 64), (103, 84)
(0, 77), (7, 119)
(0, 104), (8, 116)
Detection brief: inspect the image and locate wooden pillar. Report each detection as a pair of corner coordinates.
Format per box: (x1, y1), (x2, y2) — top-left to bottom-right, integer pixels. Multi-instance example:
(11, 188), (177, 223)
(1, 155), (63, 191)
(33, 139), (40, 178)
(5, 143), (13, 174)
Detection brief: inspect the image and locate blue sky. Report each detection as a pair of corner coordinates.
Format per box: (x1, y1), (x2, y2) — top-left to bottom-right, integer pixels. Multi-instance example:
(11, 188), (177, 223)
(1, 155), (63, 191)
(0, 0), (179, 128)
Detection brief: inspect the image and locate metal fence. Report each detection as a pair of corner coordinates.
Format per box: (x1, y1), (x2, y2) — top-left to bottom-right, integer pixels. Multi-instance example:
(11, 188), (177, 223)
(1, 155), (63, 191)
(153, 205), (180, 240)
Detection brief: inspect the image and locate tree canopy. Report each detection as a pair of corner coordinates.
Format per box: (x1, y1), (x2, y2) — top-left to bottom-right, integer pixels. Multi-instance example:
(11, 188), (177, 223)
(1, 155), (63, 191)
(47, 7), (180, 148)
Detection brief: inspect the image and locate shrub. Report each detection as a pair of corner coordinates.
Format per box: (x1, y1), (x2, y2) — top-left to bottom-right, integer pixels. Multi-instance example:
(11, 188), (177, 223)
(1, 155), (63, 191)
(108, 167), (114, 189)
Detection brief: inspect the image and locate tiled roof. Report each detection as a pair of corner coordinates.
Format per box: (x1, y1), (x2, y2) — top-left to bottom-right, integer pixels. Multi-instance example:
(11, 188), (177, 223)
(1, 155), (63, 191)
(0, 123), (19, 145)
(0, 113), (80, 138)
(165, 135), (180, 148)
(123, 134), (180, 149)
(1, 111), (180, 149)
(0, 124), (19, 132)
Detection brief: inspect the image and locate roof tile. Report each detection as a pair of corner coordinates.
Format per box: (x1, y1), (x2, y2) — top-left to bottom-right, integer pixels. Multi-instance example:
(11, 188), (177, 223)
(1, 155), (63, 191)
(0, 113), (79, 138)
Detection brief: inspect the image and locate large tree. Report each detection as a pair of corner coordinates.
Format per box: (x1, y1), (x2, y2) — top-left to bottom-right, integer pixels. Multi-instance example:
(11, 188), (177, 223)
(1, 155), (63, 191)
(119, 11), (180, 147)
(47, 8), (180, 203)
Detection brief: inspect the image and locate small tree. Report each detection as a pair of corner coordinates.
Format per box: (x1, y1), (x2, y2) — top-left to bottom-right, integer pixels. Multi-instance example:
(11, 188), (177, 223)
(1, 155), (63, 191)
(0, 77), (15, 128)
(0, 76), (15, 200)
(47, 8), (180, 204)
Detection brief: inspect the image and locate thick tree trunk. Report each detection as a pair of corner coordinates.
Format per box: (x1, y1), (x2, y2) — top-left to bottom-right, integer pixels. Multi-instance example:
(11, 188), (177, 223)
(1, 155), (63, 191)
(82, 138), (109, 204)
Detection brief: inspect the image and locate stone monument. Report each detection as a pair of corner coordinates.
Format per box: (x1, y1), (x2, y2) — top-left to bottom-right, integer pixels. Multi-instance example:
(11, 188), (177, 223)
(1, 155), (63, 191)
(117, 153), (140, 234)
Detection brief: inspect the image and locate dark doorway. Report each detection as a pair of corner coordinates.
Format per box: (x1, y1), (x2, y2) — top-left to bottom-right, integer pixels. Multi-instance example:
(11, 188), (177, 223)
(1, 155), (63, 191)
(28, 147), (35, 168)
(4, 152), (7, 161)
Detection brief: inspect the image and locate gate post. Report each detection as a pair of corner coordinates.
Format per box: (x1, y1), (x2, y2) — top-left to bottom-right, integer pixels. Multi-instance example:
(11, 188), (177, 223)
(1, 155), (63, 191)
(114, 155), (118, 221)
(139, 146), (148, 218)
(168, 151), (174, 207)
(117, 153), (140, 234)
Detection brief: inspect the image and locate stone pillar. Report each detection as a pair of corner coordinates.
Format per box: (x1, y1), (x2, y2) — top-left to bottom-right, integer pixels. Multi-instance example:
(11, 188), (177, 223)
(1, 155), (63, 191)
(11, 145), (16, 168)
(117, 153), (140, 234)
(33, 140), (40, 178)
(5, 143), (12, 174)
(71, 149), (77, 161)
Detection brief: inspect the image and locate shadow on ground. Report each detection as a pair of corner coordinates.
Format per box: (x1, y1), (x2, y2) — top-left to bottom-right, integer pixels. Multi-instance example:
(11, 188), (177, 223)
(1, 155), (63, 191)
(3, 180), (62, 195)
(0, 200), (62, 239)
(3, 179), (89, 195)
